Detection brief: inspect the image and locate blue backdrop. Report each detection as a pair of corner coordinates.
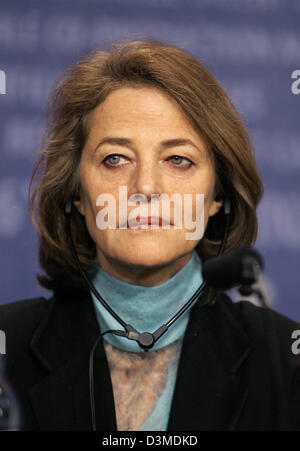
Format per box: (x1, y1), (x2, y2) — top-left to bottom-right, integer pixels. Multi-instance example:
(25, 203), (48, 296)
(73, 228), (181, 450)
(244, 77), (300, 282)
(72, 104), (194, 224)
(0, 0), (299, 320)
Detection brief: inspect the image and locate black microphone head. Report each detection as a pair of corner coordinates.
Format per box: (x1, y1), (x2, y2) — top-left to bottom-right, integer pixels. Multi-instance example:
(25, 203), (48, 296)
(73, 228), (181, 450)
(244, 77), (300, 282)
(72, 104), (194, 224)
(202, 247), (264, 290)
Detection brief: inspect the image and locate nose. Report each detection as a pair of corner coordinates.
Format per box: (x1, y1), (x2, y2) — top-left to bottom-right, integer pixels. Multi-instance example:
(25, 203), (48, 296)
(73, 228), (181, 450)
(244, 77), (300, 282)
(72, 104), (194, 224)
(129, 160), (164, 201)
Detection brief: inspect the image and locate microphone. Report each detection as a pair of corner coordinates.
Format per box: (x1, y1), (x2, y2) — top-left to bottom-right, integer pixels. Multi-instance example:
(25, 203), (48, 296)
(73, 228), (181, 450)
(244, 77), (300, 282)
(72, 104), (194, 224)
(202, 247), (264, 291)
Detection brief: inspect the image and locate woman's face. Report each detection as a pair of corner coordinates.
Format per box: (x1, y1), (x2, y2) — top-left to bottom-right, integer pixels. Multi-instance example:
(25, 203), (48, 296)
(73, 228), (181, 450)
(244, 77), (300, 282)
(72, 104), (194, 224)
(74, 86), (222, 283)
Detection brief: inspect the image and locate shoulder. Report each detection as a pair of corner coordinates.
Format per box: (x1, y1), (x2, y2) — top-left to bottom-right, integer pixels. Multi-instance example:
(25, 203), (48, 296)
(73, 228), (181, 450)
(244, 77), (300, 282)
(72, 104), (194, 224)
(0, 296), (51, 322)
(219, 293), (300, 373)
(0, 297), (53, 345)
(222, 295), (300, 429)
(220, 292), (300, 337)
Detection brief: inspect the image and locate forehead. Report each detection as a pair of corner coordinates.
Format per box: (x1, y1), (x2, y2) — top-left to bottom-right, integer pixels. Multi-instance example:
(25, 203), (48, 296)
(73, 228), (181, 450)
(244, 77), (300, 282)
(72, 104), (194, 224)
(86, 86), (200, 137)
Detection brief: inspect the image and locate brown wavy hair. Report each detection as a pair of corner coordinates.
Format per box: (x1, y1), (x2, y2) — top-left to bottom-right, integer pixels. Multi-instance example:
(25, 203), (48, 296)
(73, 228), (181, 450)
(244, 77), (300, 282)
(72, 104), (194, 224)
(29, 39), (263, 304)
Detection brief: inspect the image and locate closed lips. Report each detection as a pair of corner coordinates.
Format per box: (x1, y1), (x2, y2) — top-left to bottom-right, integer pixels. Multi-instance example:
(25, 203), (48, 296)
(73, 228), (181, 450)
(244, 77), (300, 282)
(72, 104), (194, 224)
(126, 217), (171, 227)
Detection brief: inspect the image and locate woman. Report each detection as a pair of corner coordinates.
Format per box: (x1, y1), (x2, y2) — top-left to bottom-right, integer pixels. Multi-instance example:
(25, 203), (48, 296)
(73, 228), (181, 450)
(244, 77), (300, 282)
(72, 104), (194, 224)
(0, 39), (299, 431)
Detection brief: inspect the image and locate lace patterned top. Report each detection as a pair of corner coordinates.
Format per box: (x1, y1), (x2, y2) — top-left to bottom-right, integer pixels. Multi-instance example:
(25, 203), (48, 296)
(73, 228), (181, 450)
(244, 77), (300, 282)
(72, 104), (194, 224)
(103, 337), (183, 431)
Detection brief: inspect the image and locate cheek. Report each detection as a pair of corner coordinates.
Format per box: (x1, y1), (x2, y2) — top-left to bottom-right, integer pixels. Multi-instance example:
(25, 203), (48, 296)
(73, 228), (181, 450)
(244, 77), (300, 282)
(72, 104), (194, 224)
(185, 181), (215, 231)
(80, 166), (111, 213)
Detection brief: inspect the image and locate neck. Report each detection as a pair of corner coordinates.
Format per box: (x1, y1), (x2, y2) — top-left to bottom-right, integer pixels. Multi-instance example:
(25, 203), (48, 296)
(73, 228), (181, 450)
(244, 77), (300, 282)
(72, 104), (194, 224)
(95, 251), (194, 286)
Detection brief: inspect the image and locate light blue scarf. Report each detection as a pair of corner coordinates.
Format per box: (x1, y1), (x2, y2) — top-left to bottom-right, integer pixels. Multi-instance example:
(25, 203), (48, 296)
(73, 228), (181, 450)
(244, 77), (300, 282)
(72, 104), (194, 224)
(88, 250), (203, 353)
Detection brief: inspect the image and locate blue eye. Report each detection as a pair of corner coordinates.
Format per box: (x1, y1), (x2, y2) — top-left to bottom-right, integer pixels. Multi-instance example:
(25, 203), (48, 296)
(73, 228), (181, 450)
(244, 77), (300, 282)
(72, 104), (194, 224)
(168, 156), (193, 169)
(103, 154), (125, 167)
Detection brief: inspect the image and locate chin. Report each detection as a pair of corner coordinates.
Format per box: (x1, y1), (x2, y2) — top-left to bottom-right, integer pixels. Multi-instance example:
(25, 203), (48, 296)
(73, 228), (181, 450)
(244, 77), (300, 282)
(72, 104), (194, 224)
(113, 246), (179, 268)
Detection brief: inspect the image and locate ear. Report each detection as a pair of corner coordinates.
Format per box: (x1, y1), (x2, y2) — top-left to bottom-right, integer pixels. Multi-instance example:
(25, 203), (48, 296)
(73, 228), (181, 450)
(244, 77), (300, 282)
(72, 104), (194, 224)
(73, 197), (85, 216)
(208, 196), (223, 218)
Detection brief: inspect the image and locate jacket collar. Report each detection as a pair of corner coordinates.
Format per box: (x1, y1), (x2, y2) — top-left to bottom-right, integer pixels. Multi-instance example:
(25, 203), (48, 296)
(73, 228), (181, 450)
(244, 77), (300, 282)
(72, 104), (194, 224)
(28, 285), (252, 431)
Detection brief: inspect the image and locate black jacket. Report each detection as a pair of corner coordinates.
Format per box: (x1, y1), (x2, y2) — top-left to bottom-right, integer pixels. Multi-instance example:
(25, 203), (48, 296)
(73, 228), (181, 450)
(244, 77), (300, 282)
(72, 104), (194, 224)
(0, 285), (300, 431)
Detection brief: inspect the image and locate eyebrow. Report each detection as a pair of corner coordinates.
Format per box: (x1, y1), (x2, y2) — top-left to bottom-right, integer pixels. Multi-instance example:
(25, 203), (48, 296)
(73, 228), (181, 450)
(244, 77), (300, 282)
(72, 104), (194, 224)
(93, 137), (202, 154)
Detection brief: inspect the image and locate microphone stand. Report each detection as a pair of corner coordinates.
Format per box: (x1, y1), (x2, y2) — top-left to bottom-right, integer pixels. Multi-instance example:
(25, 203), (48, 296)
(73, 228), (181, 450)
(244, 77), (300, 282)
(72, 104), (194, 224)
(238, 257), (270, 308)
